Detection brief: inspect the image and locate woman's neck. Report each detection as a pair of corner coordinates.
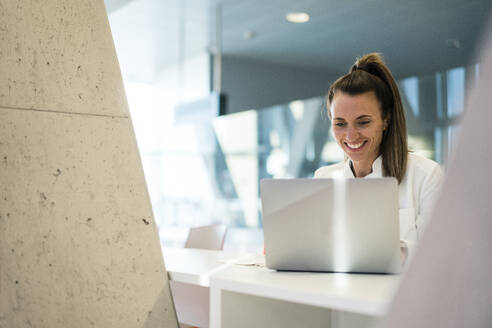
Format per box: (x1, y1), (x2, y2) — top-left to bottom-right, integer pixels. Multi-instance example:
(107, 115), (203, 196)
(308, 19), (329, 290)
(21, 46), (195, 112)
(350, 158), (377, 178)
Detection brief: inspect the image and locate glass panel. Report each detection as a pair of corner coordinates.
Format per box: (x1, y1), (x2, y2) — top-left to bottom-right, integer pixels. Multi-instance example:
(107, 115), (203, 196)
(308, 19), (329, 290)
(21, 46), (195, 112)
(132, 64), (477, 250)
(447, 67), (466, 117)
(401, 77), (419, 117)
(106, 0), (486, 254)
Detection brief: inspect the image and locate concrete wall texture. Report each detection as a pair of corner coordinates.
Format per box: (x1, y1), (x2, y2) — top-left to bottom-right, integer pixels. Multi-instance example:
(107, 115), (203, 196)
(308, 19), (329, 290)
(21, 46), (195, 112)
(0, 1), (178, 327)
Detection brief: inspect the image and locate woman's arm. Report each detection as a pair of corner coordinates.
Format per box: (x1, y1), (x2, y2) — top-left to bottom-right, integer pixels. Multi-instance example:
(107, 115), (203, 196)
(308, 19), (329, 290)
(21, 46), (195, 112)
(401, 164), (444, 266)
(416, 164), (444, 239)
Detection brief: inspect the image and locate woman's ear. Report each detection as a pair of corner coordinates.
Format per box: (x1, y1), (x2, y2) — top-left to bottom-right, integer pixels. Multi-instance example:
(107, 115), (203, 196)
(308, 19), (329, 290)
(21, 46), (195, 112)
(383, 114), (390, 131)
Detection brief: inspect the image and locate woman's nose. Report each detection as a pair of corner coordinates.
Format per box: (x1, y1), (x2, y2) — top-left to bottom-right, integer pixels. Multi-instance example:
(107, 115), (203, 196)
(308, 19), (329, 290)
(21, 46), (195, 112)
(346, 126), (359, 141)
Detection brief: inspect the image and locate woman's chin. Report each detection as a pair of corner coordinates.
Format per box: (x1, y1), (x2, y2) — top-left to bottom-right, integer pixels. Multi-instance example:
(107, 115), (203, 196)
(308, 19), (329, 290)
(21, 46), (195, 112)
(344, 148), (373, 163)
(343, 146), (368, 159)
(347, 154), (366, 163)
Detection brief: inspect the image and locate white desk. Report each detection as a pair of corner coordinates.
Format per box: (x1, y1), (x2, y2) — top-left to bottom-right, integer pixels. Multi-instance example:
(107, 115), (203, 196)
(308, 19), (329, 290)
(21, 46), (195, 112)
(163, 248), (401, 328)
(164, 247), (249, 286)
(164, 248), (251, 327)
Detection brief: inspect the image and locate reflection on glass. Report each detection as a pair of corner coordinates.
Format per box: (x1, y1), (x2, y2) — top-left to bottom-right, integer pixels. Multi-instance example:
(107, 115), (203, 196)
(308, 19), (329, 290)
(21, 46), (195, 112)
(132, 64), (478, 250)
(447, 67), (465, 117)
(214, 111), (258, 227)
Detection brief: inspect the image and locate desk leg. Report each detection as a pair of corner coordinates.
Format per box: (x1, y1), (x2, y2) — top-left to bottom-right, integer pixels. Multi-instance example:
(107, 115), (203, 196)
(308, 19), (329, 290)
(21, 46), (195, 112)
(209, 287), (222, 328)
(170, 281), (209, 327)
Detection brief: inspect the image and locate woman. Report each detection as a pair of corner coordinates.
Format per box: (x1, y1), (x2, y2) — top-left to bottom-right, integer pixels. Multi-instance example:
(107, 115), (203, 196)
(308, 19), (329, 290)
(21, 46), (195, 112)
(315, 53), (443, 261)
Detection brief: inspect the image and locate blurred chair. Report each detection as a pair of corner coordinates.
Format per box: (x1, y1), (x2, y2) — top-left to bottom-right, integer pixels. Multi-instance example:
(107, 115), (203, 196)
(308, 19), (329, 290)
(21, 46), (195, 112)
(184, 224), (227, 250)
(172, 224), (228, 328)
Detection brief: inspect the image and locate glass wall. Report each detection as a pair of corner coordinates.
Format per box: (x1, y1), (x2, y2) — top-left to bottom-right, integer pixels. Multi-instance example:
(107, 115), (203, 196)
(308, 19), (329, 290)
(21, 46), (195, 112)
(106, 0), (484, 253)
(106, 0), (215, 249)
(140, 64), (478, 251)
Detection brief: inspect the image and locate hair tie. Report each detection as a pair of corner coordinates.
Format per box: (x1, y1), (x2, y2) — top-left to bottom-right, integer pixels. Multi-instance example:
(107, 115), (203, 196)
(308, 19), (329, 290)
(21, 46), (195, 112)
(351, 63), (372, 75)
(351, 63), (361, 73)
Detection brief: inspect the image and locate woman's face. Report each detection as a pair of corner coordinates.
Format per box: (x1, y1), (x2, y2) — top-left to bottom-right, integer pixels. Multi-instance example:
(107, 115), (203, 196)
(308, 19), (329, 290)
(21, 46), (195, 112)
(330, 91), (387, 166)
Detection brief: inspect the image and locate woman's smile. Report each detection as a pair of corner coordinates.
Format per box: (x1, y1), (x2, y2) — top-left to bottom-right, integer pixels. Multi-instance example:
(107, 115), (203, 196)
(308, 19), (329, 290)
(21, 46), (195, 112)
(344, 140), (367, 151)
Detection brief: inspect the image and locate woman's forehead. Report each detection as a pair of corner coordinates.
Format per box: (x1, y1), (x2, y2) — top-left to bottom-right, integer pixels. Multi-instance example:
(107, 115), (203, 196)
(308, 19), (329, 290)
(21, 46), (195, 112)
(330, 91), (382, 119)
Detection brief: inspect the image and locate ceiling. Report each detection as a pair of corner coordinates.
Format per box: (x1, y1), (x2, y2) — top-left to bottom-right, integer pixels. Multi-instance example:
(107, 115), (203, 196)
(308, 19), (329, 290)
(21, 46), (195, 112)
(105, 0), (491, 81)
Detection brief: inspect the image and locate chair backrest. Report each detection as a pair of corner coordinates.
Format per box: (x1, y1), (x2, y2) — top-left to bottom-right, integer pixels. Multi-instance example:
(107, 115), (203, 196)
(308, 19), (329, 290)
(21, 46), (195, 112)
(184, 224), (227, 250)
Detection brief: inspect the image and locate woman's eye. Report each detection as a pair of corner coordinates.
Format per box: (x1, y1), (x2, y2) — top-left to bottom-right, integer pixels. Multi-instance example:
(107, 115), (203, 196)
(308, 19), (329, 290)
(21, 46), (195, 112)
(359, 121), (370, 125)
(334, 122), (346, 127)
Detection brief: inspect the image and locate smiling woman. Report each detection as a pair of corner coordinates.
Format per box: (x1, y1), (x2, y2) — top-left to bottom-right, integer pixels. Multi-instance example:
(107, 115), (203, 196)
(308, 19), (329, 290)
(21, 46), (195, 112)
(315, 53), (444, 260)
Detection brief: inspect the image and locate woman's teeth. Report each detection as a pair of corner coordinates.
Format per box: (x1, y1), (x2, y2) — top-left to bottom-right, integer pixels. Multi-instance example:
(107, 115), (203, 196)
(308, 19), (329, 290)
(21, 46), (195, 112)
(346, 142), (364, 149)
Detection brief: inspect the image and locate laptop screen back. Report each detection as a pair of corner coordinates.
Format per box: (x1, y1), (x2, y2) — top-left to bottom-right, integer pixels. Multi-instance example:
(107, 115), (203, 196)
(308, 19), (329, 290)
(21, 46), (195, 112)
(261, 178), (401, 274)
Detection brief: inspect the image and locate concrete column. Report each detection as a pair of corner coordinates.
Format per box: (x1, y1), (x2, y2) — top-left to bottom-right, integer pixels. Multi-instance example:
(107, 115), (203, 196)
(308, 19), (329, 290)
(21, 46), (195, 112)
(0, 1), (178, 327)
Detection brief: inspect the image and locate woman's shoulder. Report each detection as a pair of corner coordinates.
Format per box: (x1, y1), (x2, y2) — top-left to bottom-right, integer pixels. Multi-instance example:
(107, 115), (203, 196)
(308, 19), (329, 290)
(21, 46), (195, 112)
(406, 153), (443, 181)
(407, 153), (441, 172)
(314, 161), (347, 178)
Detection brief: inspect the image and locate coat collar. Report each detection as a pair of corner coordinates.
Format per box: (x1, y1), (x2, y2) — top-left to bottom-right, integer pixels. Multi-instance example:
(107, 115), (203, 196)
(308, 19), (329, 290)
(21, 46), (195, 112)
(343, 155), (383, 178)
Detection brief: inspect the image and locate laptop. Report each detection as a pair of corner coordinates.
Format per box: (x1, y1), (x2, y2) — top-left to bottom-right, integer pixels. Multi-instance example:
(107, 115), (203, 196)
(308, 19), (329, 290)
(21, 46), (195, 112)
(260, 178), (401, 274)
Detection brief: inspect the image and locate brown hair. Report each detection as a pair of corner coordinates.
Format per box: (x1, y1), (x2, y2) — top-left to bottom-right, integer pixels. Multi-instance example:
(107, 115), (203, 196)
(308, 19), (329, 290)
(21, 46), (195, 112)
(327, 53), (408, 183)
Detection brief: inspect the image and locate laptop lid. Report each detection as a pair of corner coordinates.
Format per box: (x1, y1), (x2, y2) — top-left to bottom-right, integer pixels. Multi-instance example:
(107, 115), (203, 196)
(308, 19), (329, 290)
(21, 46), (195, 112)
(261, 178), (401, 274)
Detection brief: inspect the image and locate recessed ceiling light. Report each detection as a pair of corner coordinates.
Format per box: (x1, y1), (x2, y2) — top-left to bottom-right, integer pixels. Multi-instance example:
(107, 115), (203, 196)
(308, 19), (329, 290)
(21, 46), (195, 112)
(286, 12), (310, 23)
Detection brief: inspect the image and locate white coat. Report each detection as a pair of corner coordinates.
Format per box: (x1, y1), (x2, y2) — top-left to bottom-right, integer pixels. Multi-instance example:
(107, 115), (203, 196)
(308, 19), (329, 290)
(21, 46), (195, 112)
(314, 153), (444, 256)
